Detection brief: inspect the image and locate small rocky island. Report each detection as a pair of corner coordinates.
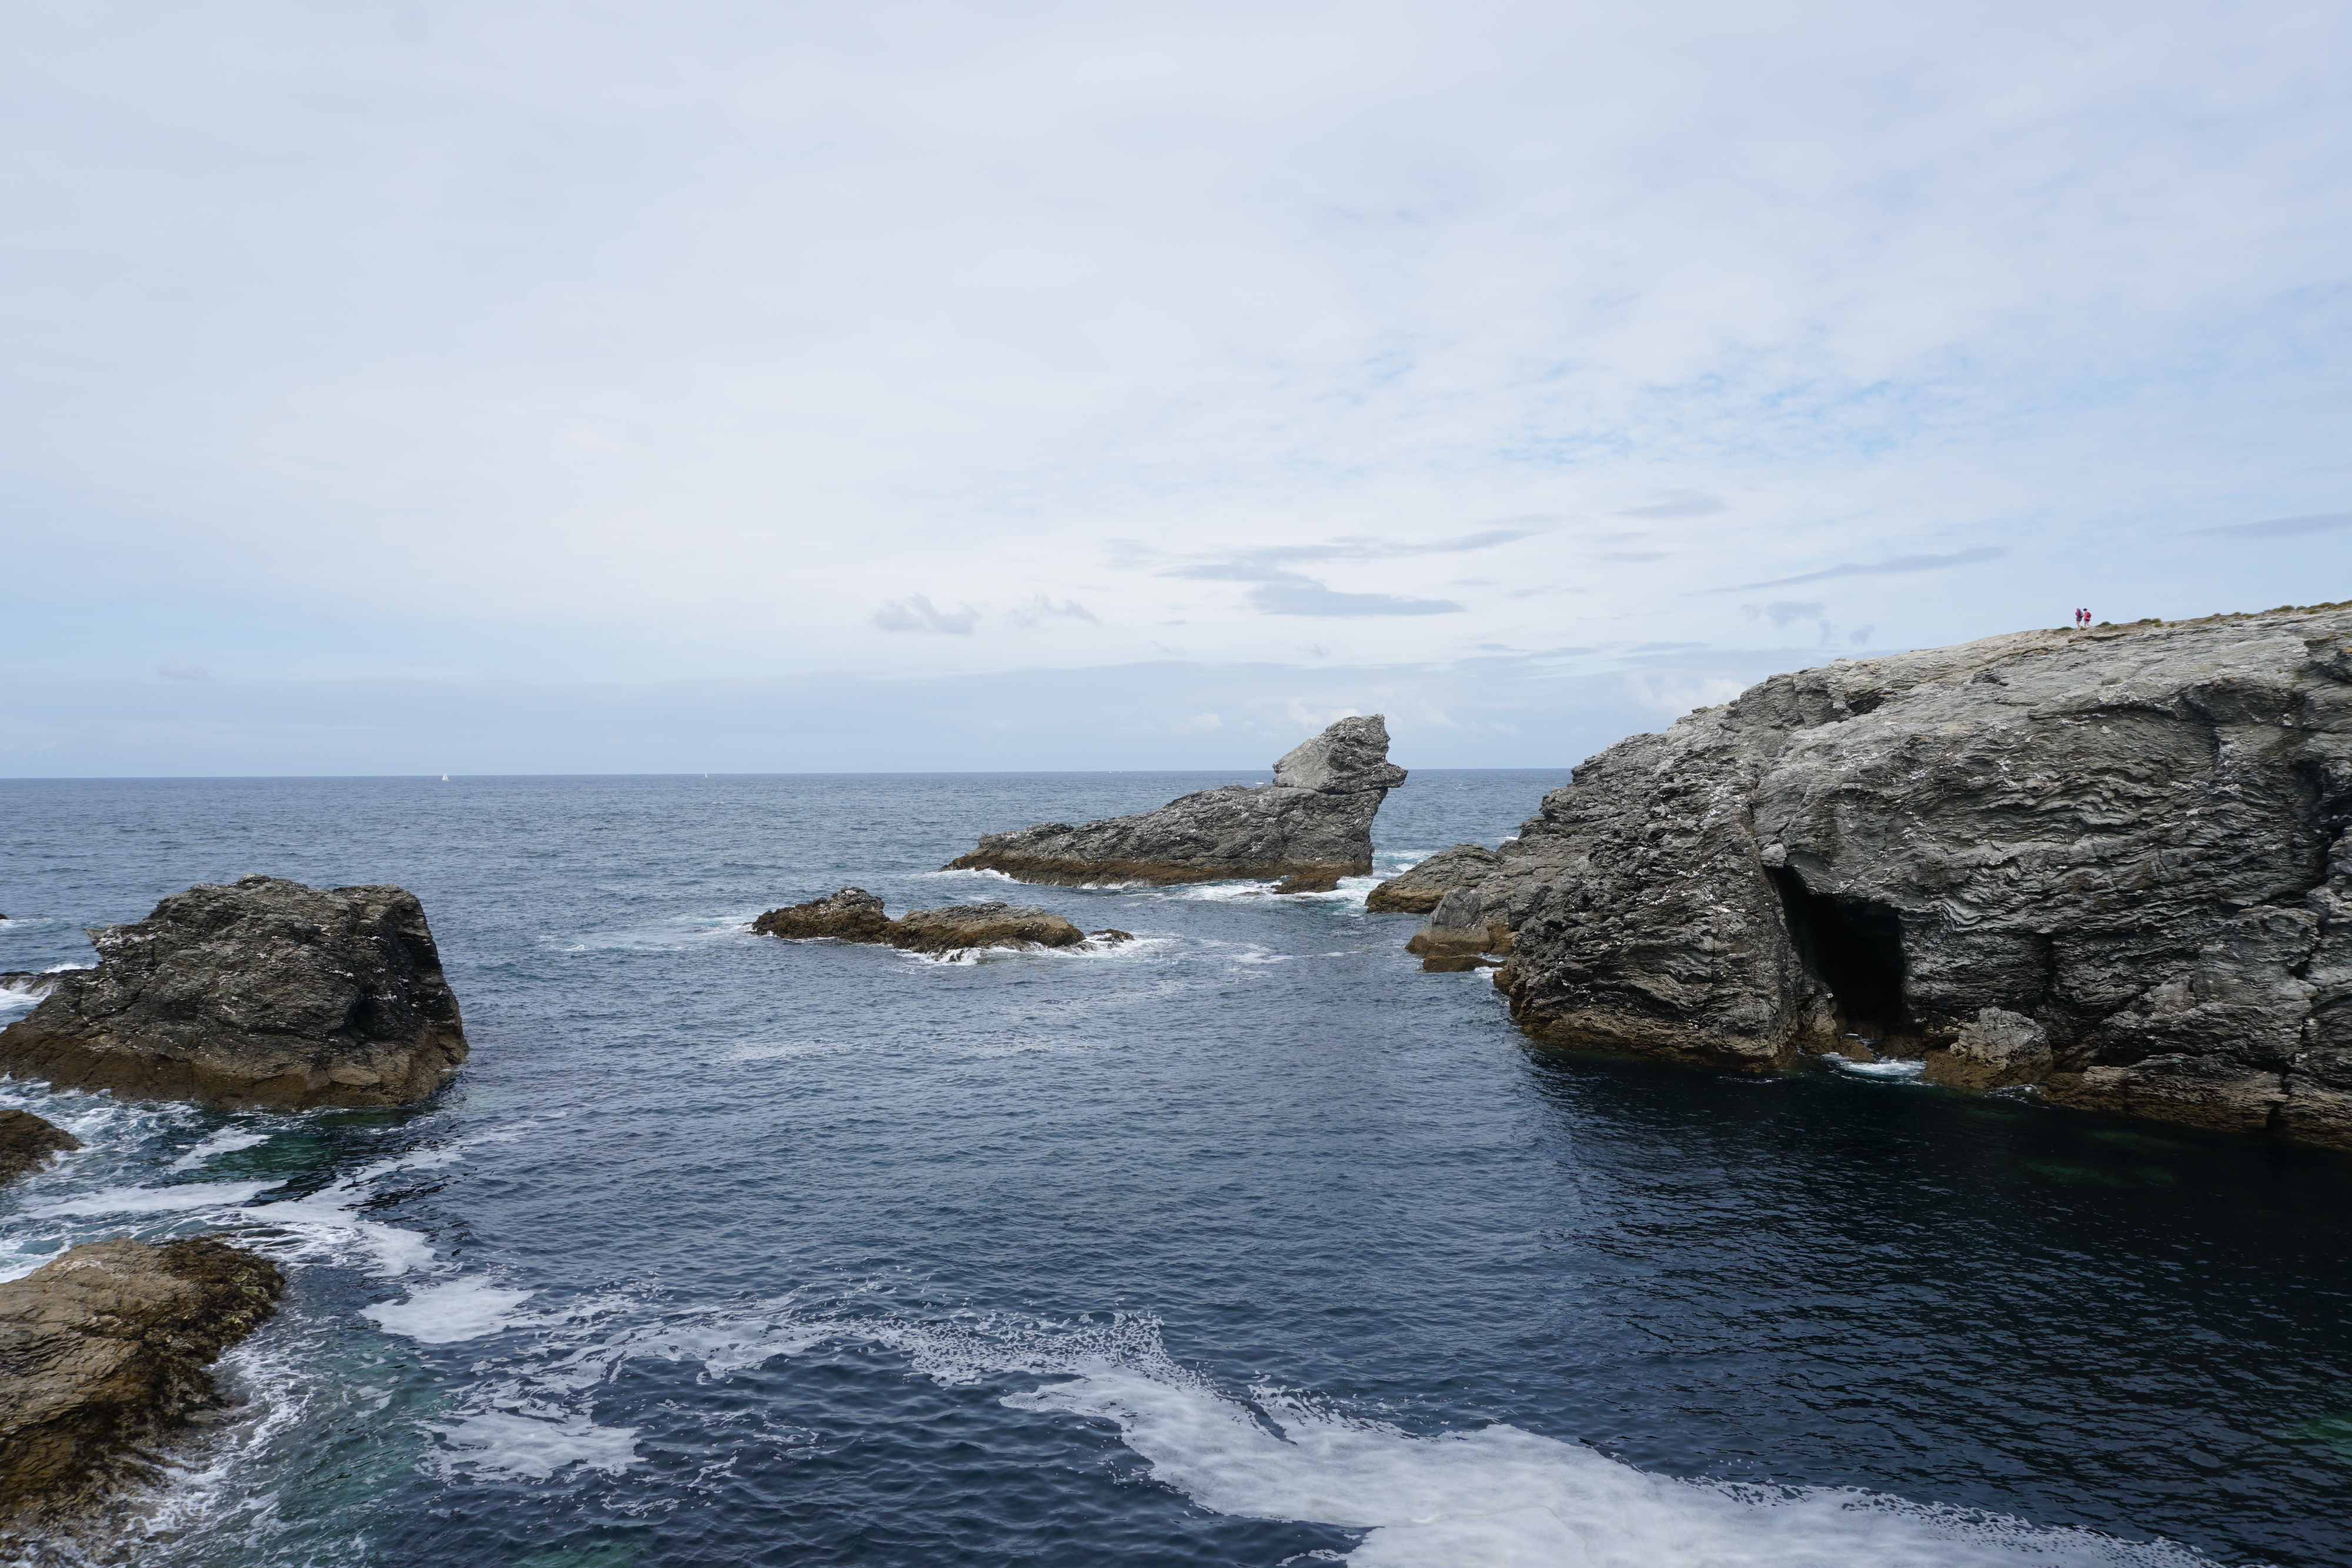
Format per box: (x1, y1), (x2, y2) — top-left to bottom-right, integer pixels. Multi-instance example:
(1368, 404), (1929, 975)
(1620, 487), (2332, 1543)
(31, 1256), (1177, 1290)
(0, 875), (469, 1109)
(0, 1236), (283, 1530)
(754, 888), (1132, 954)
(1400, 604), (2352, 1149)
(944, 714), (1408, 892)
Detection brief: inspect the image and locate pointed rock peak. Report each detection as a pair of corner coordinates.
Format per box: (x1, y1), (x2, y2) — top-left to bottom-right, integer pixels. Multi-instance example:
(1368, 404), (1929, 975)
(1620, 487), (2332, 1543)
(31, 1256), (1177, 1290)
(1273, 714), (1408, 794)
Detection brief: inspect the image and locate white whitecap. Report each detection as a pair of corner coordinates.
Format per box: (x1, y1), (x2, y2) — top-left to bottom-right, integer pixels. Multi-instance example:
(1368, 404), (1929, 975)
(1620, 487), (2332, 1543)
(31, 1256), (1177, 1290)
(363, 1276), (536, 1342)
(166, 1128), (273, 1172)
(427, 1407), (640, 1479)
(31, 1178), (278, 1216)
(1829, 1057), (1929, 1081)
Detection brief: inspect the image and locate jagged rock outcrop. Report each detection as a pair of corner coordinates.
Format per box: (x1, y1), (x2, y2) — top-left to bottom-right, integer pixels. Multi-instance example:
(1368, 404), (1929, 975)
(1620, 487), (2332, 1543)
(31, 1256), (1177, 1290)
(0, 1236), (284, 1529)
(0, 1110), (80, 1185)
(751, 887), (896, 942)
(1417, 605), (2352, 1148)
(0, 875), (469, 1109)
(753, 890), (1130, 954)
(943, 716), (1408, 890)
(1367, 844), (1501, 914)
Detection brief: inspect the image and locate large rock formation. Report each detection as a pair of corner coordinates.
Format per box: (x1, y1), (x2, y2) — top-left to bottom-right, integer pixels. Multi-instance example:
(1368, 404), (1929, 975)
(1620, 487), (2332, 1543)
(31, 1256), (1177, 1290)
(1416, 606), (2352, 1148)
(754, 889), (1130, 954)
(943, 716), (1408, 891)
(0, 1236), (284, 1528)
(0, 875), (469, 1109)
(0, 1109), (80, 1185)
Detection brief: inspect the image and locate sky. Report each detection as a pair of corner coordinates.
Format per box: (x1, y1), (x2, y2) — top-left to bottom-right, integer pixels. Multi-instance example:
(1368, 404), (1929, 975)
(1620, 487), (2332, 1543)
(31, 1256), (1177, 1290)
(3, 0), (2349, 775)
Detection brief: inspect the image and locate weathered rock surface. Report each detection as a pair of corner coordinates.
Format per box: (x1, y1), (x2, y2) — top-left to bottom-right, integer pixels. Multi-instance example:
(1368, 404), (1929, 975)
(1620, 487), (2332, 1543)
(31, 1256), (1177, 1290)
(1367, 844), (1501, 914)
(0, 1109), (80, 1185)
(753, 890), (1127, 954)
(1417, 606), (2352, 1148)
(0, 1236), (284, 1528)
(751, 887), (896, 942)
(943, 716), (1408, 886)
(0, 875), (469, 1109)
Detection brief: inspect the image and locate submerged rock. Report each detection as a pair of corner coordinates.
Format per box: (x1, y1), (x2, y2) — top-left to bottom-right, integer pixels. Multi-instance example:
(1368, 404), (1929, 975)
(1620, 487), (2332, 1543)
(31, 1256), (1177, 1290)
(753, 889), (1098, 954)
(0, 1236), (284, 1529)
(0, 1109), (79, 1185)
(1416, 604), (2352, 1148)
(1367, 844), (1501, 914)
(942, 716), (1407, 887)
(0, 875), (469, 1109)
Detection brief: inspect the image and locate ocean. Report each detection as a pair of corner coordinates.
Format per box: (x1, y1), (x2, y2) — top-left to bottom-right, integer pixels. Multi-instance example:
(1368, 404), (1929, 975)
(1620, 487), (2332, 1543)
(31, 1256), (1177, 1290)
(1, 771), (2347, 1567)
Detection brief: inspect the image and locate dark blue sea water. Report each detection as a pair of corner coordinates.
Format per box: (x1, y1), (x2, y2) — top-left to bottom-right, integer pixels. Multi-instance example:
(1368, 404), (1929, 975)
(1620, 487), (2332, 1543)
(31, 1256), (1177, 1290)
(2, 772), (2349, 1568)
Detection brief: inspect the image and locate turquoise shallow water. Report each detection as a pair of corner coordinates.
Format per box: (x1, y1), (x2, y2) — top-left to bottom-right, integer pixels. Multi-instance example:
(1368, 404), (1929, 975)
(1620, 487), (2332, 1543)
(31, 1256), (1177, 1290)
(2, 771), (2349, 1567)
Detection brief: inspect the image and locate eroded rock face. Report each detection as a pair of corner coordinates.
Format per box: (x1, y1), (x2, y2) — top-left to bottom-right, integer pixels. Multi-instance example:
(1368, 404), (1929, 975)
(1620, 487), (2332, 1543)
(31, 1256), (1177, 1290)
(1367, 844), (1501, 914)
(0, 875), (469, 1109)
(943, 716), (1407, 887)
(751, 887), (895, 942)
(1417, 606), (2352, 1148)
(753, 890), (1123, 954)
(0, 1236), (284, 1528)
(0, 1109), (80, 1185)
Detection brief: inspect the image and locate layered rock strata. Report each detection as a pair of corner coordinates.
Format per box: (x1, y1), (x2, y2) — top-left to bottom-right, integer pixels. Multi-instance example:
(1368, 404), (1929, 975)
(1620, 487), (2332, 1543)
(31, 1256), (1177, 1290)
(754, 890), (1129, 954)
(0, 1109), (80, 1185)
(944, 716), (1408, 888)
(0, 875), (469, 1109)
(1367, 844), (1501, 914)
(1415, 605), (2352, 1148)
(0, 1237), (284, 1528)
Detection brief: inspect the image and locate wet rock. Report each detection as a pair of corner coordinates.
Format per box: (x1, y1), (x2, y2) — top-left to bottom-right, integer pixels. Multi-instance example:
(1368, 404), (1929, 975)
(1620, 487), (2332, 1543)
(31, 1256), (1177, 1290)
(887, 902), (1087, 954)
(1367, 844), (1501, 914)
(1923, 1008), (2052, 1090)
(753, 890), (1090, 954)
(750, 887), (894, 942)
(0, 1236), (284, 1529)
(943, 716), (1407, 887)
(0, 875), (469, 1109)
(1404, 886), (1511, 971)
(0, 1109), (80, 1185)
(1419, 603), (2352, 1148)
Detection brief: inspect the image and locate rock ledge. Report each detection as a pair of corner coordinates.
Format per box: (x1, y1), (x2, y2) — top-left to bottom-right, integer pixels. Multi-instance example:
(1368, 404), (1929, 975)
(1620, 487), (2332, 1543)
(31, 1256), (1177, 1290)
(0, 1236), (284, 1528)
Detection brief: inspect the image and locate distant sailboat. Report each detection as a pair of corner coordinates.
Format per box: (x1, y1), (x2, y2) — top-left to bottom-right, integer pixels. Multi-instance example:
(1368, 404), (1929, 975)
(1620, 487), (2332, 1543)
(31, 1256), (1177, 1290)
(441, 774), (449, 782)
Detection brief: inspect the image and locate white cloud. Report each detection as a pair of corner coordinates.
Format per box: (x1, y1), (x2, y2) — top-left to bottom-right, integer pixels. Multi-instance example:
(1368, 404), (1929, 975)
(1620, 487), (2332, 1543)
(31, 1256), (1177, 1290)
(872, 596), (980, 635)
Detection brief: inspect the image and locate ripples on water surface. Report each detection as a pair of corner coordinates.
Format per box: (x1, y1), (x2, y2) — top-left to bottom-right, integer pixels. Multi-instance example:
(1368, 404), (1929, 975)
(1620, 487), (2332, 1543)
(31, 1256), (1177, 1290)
(2, 773), (2348, 1567)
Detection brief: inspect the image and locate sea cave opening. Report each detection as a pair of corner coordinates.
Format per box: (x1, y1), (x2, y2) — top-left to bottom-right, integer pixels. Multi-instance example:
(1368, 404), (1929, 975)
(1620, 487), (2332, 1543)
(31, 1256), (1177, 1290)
(1767, 866), (1909, 1039)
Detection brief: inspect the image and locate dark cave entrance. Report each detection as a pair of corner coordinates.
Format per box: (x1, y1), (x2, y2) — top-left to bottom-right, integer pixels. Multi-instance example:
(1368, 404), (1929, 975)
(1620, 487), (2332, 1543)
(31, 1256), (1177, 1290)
(1768, 867), (1909, 1038)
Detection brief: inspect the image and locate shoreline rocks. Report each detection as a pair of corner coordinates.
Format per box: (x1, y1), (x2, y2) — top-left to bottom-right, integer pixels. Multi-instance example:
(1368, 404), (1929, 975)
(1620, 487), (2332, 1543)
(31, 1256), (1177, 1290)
(754, 890), (1130, 955)
(0, 1236), (284, 1530)
(0, 875), (469, 1109)
(1415, 604), (2352, 1149)
(0, 1109), (80, 1185)
(943, 716), (1407, 888)
(1367, 844), (1501, 914)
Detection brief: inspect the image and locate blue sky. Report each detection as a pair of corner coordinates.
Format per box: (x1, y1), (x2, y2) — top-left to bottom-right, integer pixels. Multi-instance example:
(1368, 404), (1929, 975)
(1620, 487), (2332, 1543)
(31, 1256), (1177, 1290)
(4, 0), (2348, 775)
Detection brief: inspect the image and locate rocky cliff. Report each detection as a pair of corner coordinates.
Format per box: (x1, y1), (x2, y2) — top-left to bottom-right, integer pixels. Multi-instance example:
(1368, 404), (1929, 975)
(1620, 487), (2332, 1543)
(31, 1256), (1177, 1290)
(1412, 606), (2352, 1149)
(944, 715), (1408, 891)
(0, 875), (469, 1109)
(0, 1236), (283, 1529)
